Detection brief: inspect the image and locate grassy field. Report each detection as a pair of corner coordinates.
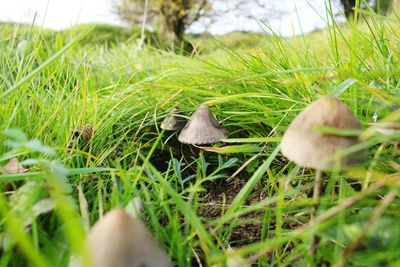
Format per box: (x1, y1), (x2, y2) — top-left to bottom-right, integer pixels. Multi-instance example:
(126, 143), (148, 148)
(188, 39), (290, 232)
(1, 5), (400, 267)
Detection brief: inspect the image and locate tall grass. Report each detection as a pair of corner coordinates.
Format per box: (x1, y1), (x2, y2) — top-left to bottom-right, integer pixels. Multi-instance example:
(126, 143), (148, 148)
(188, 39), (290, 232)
(1, 3), (400, 266)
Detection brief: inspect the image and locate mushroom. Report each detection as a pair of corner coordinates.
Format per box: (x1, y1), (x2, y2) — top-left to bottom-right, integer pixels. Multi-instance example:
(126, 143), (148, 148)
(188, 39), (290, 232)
(281, 96), (365, 256)
(369, 121), (400, 158)
(67, 123), (93, 154)
(178, 103), (228, 145)
(75, 123), (93, 142)
(4, 157), (27, 174)
(226, 248), (249, 267)
(85, 208), (171, 267)
(160, 107), (186, 131)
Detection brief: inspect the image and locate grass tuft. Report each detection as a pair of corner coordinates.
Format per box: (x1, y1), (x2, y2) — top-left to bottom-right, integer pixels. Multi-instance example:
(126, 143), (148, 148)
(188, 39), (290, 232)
(1, 3), (400, 266)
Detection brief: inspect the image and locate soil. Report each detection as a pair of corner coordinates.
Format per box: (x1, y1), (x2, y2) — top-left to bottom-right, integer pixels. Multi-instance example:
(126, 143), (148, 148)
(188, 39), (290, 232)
(198, 179), (269, 246)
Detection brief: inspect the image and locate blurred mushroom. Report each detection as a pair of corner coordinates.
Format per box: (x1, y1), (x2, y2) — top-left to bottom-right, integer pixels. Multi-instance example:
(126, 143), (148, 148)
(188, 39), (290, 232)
(368, 121), (400, 158)
(281, 96), (365, 256)
(160, 107), (186, 131)
(67, 123), (93, 153)
(85, 208), (171, 267)
(4, 157), (27, 174)
(178, 103), (228, 145)
(79, 123), (93, 142)
(226, 248), (249, 267)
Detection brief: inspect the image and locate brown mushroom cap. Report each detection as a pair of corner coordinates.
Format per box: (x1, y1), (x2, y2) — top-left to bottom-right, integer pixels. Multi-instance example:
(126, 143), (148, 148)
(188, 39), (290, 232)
(178, 103), (228, 145)
(80, 124), (93, 142)
(86, 208), (171, 267)
(4, 158), (27, 174)
(281, 96), (365, 170)
(160, 107), (186, 131)
(67, 123), (93, 152)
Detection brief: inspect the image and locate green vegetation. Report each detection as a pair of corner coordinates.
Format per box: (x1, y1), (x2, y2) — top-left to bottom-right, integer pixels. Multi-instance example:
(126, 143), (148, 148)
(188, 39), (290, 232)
(116, 0), (209, 45)
(1, 5), (400, 266)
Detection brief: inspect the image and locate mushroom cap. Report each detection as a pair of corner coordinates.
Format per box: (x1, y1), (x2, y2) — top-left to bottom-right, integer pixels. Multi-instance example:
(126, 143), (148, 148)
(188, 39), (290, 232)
(80, 124), (93, 142)
(178, 103), (228, 145)
(226, 248), (249, 267)
(281, 96), (365, 170)
(87, 208), (171, 267)
(160, 107), (186, 131)
(4, 158), (27, 174)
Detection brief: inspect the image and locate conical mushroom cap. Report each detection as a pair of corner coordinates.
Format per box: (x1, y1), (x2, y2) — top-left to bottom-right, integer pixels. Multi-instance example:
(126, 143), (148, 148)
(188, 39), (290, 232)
(178, 103), (228, 145)
(86, 208), (171, 267)
(281, 96), (365, 170)
(160, 107), (186, 131)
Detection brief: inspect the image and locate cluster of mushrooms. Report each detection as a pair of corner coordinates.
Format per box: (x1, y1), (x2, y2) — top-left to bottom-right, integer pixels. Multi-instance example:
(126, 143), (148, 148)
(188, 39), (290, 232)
(73, 96), (400, 266)
(161, 103), (228, 145)
(70, 105), (228, 267)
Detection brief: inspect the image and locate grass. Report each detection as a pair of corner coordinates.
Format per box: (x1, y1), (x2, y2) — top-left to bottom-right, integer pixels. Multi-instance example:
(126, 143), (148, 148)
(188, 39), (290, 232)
(1, 3), (400, 266)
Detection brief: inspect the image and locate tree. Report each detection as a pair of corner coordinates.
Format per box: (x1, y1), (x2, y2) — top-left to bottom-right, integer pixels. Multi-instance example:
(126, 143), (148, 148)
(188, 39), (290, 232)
(116, 0), (210, 45)
(375, 0), (393, 13)
(340, 0), (393, 18)
(340, 0), (357, 18)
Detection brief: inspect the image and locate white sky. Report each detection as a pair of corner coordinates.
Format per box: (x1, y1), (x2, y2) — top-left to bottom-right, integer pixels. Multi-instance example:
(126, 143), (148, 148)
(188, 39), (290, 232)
(190, 0), (344, 36)
(0, 0), (122, 29)
(0, 0), (344, 37)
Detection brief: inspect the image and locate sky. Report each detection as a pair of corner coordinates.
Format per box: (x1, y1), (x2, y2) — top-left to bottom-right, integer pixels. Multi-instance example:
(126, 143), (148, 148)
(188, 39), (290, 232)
(0, 0), (345, 37)
(0, 0), (122, 29)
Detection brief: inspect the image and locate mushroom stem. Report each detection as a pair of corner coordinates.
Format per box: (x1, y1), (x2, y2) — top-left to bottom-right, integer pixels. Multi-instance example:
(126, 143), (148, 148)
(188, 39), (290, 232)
(312, 170), (323, 213)
(394, 141), (399, 159)
(309, 169), (323, 258)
